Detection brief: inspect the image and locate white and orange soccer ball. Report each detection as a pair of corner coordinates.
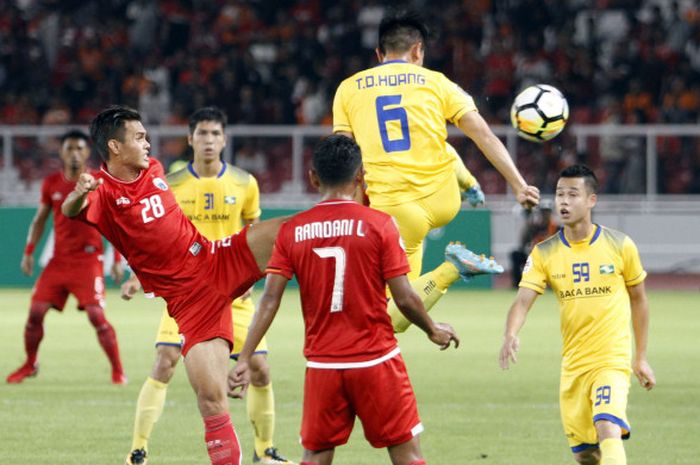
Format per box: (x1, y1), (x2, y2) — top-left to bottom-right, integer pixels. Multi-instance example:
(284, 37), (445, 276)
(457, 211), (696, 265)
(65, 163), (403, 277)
(510, 84), (569, 142)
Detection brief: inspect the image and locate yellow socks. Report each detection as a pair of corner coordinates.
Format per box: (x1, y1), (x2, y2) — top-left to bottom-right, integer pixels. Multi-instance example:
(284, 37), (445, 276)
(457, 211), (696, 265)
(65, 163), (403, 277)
(248, 383), (275, 456)
(600, 438), (626, 465)
(130, 376), (168, 452)
(389, 262), (461, 333)
(450, 145), (477, 191)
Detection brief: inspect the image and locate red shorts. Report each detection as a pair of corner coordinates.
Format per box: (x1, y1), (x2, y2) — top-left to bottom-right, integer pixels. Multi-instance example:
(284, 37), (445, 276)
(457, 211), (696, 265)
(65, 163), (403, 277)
(300, 354), (423, 451)
(31, 257), (105, 310)
(165, 227), (263, 356)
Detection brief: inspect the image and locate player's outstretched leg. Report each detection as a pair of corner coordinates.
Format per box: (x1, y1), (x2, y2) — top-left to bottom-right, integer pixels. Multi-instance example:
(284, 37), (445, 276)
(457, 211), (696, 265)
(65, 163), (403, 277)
(85, 304), (127, 384)
(444, 242), (503, 280)
(388, 243), (503, 333)
(246, 217), (288, 273)
(6, 301), (50, 384)
(248, 355), (295, 464)
(126, 345), (180, 465)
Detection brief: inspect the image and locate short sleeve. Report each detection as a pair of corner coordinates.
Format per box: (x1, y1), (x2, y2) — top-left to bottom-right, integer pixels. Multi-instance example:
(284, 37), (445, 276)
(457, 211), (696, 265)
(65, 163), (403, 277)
(76, 188), (104, 226)
(266, 222), (294, 280)
(241, 174), (262, 221)
(519, 247), (548, 294)
(40, 177), (51, 206)
(380, 216), (411, 280)
(440, 74), (477, 125)
(332, 80), (352, 134)
(622, 236), (647, 286)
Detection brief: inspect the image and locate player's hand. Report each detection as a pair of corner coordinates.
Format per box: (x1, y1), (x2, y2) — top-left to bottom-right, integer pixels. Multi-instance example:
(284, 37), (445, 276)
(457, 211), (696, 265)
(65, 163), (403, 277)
(463, 185), (486, 207)
(633, 358), (656, 391)
(75, 172), (103, 195)
(20, 254), (34, 276)
(428, 322), (460, 350)
(516, 185), (540, 210)
(120, 275), (141, 300)
(499, 334), (520, 369)
(227, 361), (250, 399)
(111, 261), (124, 284)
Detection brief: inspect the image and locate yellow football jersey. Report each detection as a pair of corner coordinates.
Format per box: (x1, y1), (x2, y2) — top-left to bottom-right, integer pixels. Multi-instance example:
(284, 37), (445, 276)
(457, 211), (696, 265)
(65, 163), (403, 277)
(166, 162), (261, 240)
(520, 225), (647, 375)
(333, 60), (477, 207)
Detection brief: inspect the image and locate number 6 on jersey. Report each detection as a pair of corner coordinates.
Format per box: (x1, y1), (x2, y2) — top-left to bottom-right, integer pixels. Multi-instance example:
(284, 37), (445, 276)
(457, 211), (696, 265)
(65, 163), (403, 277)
(313, 246), (346, 312)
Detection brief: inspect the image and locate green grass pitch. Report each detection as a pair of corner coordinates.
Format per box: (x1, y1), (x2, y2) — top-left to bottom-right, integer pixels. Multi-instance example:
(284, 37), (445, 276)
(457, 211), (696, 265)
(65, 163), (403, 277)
(1, 288), (698, 464)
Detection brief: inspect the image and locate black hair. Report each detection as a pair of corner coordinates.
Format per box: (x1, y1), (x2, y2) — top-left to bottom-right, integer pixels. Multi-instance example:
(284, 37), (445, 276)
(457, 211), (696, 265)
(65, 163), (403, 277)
(312, 135), (362, 187)
(560, 164), (598, 194)
(188, 106), (227, 134)
(60, 129), (89, 145)
(378, 9), (429, 55)
(89, 105), (141, 161)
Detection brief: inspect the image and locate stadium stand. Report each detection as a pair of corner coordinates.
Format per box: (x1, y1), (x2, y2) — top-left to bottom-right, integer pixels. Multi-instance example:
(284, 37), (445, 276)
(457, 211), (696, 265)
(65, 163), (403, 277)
(1, 1), (699, 195)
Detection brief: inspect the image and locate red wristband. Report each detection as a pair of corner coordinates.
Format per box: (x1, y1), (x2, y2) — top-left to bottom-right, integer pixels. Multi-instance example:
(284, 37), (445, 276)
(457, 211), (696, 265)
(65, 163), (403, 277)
(24, 243), (35, 255)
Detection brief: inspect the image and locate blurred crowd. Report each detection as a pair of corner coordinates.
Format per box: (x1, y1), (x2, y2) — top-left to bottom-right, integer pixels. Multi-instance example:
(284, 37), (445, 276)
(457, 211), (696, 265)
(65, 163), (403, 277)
(2, 0), (700, 194)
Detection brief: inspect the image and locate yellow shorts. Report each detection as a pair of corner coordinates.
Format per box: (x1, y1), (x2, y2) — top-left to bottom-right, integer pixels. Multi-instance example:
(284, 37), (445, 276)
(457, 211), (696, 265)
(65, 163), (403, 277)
(155, 296), (268, 358)
(560, 368), (631, 452)
(374, 175), (460, 279)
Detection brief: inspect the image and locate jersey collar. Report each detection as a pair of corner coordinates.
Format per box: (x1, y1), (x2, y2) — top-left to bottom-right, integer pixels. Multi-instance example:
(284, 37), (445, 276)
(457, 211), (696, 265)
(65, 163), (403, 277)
(376, 59), (408, 67)
(188, 161), (227, 179)
(559, 224), (601, 248)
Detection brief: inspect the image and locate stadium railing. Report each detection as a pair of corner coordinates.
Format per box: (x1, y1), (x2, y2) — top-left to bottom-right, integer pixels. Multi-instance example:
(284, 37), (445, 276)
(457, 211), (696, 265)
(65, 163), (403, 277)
(1, 124), (699, 273)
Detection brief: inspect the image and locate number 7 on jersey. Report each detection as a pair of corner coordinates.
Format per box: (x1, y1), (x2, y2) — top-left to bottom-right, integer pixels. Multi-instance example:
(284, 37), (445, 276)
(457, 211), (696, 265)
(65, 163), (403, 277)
(313, 246), (346, 312)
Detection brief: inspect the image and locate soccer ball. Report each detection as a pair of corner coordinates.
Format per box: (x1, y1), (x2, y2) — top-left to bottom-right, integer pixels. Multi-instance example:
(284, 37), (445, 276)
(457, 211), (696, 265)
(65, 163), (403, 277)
(510, 84), (569, 142)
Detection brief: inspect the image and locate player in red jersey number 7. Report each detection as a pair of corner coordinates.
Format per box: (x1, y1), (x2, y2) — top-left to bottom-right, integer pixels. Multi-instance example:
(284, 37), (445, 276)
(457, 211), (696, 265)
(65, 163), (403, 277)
(229, 135), (459, 465)
(62, 106), (287, 465)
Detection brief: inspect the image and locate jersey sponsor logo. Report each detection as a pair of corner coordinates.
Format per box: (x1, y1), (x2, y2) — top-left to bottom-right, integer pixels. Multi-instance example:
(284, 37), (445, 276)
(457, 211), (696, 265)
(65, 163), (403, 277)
(558, 285), (612, 300)
(51, 191), (63, 201)
(523, 256), (533, 273)
(189, 242), (202, 256)
(153, 177), (168, 191)
(551, 273), (566, 280)
(115, 196), (131, 206)
(187, 213), (230, 222)
(599, 264), (615, 275)
(224, 195), (236, 204)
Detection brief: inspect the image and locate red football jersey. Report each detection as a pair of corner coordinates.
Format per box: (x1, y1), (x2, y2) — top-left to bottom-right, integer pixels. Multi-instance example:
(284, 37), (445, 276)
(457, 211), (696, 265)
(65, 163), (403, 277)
(41, 171), (104, 260)
(267, 199), (410, 364)
(76, 158), (207, 297)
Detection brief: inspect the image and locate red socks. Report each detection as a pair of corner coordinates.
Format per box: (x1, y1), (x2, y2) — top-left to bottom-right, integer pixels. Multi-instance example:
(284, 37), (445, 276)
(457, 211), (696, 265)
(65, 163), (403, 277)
(408, 461), (427, 465)
(204, 413), (241, 465)
(25, 302), (50, 365)
(85, 305), (124, 375)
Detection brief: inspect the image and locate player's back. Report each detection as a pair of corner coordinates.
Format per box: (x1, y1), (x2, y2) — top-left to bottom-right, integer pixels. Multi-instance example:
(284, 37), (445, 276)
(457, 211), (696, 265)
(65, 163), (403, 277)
(270, 199), (410, 365)
(42, 171), (103, 260)
(333, 61), (476, 206)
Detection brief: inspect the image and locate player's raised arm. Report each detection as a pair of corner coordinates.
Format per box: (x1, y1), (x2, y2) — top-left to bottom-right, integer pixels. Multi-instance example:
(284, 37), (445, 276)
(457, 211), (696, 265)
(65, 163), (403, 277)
(228, 273), (289, 399)
(628, 281), (656, 390)
(61, 172), (103, 217)
(386, 275), (459, 350)
(20, 203), (51, 276)
(457, 111), (539, 209)
(499, 287), (539, 370)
